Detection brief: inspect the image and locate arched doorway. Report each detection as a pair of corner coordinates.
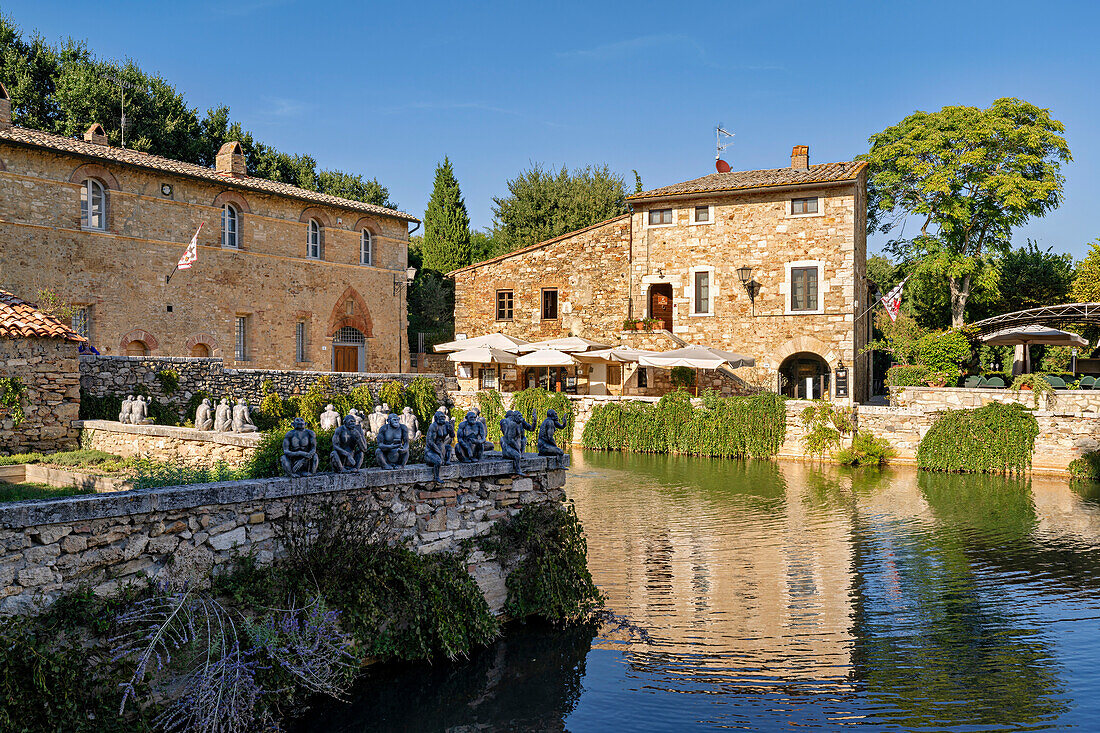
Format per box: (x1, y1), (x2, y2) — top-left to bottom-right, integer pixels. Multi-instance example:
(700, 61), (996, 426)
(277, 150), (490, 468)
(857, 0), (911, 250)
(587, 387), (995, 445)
(649, 284), (673, 331)
(190, 343), (211, 357)
(126, 340), (149, 357)
(333, 326), (366, 372)
(779, 352), (830, 399)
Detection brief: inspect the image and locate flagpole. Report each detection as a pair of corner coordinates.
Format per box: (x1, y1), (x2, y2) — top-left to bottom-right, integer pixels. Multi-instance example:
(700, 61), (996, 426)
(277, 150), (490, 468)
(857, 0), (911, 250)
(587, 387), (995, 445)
(167, 222), (204, 285)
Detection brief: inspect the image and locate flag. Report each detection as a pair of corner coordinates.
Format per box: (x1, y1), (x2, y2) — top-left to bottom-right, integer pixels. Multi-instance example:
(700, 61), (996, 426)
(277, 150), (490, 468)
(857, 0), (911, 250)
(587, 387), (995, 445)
(880, 277), (908, 322)
(166, 222), (204, 284)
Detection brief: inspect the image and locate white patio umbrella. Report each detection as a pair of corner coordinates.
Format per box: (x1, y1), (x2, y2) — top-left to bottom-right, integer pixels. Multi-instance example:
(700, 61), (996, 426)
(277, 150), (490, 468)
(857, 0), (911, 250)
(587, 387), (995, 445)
(445, 346), (518, 364)
(638, 346), (756, 370)
(575, 347), (661, 364)
(982, 324), (1088, 374)
(516, 336), (611, 353)
(516, 349), (577, 367)
(433, 333), (529, 353)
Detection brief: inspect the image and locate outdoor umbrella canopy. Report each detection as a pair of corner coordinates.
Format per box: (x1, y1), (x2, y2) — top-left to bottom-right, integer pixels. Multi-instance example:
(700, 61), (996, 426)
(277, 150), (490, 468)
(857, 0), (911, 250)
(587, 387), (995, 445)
(576, 347), (661, 364)
(981, 324), (1088, 348)
(516, 349), (577, 367)
(445, 346), (518, 364)
(433, 333), (529, 353)
(638, 346), (756, 370)
(516, 336), (611, 353)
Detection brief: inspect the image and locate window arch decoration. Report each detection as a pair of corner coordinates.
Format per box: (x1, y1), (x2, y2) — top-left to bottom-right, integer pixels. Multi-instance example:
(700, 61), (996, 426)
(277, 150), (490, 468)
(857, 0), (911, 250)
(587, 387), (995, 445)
(353, 218), (377, 266)
(326, 286), (374, 338)
(119, 329), (159, 355)
(222, 203), (239, 248)
(81, 179), (106, 230)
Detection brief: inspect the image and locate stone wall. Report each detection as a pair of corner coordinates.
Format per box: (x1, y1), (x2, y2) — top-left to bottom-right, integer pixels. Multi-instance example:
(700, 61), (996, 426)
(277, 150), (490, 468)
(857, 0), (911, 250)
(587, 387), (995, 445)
(0, 455), (568, 615)
(890, 385), (1100, 413)
(79, 354), (449, 416)
(0, 137), (411, 371)
(0, 336), (80, 454)
(79, 420), (262, 468)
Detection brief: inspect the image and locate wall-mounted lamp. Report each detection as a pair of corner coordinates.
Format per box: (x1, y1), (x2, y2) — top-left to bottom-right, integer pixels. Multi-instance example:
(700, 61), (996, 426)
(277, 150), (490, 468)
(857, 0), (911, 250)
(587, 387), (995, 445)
(737, 265), (758, 315)
(656, 267), (664, 278)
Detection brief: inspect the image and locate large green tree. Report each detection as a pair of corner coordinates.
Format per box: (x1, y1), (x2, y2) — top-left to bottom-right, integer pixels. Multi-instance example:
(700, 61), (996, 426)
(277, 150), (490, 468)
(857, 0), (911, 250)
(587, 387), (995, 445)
(993, 240), (1073, 314)
(1071, 240), (1100, 303)
(491, 163), (628, 253)
(0, 13), (393, 207)
(861, 98), (1071, 327)
(420, 157), (472, 274)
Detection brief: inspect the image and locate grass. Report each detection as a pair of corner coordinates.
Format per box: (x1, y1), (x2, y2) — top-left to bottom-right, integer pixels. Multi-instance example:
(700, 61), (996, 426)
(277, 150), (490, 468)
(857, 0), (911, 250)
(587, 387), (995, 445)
(0, 449), (132, 473)
(0, 481), (95, 503)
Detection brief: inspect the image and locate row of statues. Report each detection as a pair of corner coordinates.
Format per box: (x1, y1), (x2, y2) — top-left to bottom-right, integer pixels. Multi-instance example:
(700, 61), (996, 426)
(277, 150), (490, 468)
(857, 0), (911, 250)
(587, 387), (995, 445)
(193, 398), (258, 434)
(279, 403), (567, 483)
(319, 403), (421, 441)
(118, 395), (154, 425)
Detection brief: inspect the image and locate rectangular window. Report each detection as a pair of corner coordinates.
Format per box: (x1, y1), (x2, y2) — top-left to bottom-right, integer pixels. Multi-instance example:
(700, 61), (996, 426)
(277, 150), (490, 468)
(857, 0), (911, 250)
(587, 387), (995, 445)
(791, 197), (819, 215)
(608, 366), (622, 387)
(71, 307), (90, 340)
(295, 322), (306, 362)
(235, 316), (249, 361)
(637, 367), (648, 389)
(648, 208), (673, 225)
(694, 271), (711, 314)
(479, 368), (498, 390)
(694, 206), (710, 223)
(791, 267), (819, 311)
(496, 290), (514, 321)
(541, 288), (559, 320)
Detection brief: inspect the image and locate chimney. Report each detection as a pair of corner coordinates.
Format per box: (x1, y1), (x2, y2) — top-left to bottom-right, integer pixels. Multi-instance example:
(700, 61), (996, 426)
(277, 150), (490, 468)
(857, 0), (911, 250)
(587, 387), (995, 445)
(216, 141), (246, 177)
(83, 123), (109, 146)
(0, 82), (11, 131)
(791, 145), (809, 170)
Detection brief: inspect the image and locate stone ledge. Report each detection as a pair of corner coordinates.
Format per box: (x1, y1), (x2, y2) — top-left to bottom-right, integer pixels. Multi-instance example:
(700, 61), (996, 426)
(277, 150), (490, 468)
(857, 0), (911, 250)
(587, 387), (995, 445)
(75, 420), (264, 447)
(0, 454), (570, 529)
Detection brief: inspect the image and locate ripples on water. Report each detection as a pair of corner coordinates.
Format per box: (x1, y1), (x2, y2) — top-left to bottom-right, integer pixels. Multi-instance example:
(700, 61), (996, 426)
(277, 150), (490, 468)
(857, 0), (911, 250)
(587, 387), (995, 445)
(302, 451), (1100, 731)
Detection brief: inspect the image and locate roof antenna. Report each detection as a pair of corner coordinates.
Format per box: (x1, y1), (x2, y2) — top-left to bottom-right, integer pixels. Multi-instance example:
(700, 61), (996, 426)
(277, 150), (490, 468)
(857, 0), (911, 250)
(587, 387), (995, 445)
(715, 125), (733, 173)
(103, 74), (135, 148)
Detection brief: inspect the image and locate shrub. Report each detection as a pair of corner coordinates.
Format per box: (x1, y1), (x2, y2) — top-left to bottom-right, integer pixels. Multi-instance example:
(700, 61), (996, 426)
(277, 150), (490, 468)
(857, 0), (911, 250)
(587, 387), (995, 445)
(669, 367), (696, 391)
(915, 329), (971, 383)
(917, 402), (1039, 474)
(406, 376), (440, 426)
(378, 380), (407, 413)
(800, 401), (853, 458)
(477, 390), (506, 446)
(1068, 450), (1100, 480)
(154, 368), (180, 395)
(835, 431), (895, 466)
(886, 364), (931, 388)
(509, 388), (575, 450)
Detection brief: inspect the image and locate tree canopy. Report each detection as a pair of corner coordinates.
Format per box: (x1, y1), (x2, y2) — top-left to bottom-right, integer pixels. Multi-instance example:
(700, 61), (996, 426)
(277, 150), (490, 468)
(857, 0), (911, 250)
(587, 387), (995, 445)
(420, 157), (472, 274)
(1071, 240), (1100, 303)
(861, 98), (1071, 326)
(0, 14), (394, 208)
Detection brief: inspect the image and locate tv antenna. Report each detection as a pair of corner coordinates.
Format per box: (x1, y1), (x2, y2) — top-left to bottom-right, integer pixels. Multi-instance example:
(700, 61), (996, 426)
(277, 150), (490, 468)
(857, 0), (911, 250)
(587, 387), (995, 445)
(103, 74), (135, 148)
(715, 125), (734, 173)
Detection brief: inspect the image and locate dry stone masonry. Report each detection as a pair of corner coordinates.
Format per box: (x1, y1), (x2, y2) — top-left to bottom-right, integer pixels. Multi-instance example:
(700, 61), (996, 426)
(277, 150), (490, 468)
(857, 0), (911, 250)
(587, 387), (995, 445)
(0, 336), (80, 453)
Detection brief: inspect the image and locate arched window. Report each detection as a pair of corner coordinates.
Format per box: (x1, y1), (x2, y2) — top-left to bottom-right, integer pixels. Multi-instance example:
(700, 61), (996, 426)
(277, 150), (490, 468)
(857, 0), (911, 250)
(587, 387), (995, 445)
(222, 203), (239, 248)
(190, 343), (211, 357)
(126, 340), (149, 357)
(307, 219), (321, 259)
(81, 179), (106, 230)
(360, 229), (373, 266)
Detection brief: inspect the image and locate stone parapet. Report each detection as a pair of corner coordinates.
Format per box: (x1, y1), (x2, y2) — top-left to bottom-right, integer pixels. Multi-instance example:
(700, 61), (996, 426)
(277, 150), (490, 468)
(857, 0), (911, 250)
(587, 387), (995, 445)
(78, 419), (263, 468)
(890, 385), (1100, 414)
(0, 455), (568, 615)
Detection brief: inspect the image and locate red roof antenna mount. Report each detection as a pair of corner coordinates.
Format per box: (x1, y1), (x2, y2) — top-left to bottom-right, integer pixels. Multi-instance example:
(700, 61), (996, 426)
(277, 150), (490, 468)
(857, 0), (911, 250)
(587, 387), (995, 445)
(715, 124), (734, 173)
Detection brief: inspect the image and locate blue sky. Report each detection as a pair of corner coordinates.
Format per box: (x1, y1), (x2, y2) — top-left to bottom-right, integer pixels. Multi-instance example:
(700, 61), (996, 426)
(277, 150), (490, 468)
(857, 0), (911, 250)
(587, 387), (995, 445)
(4, 0), (1098, 256)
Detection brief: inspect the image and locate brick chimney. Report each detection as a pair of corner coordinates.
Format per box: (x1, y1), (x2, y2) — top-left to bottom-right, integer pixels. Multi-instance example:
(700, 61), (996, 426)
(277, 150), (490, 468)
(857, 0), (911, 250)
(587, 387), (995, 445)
(216, 141), (246, 177)
(0, 82), (11, 131)
(791, 145), (809, 170)
(83, 123), (109, 146)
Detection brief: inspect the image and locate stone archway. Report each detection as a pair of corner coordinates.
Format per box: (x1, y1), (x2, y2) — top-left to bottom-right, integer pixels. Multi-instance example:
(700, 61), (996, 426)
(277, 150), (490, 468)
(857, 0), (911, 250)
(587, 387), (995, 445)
(326, 287), (374, 339)
(119, 329), (158, 356)
(765, 335), (839, 371)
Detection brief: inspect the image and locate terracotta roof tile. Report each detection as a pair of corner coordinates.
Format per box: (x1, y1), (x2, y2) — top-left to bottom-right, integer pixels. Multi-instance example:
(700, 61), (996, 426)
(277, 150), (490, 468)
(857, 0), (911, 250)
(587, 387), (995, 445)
(0, 125), (418, 222)
(628, 160), (867, 201)
(0, 290), (86, 342)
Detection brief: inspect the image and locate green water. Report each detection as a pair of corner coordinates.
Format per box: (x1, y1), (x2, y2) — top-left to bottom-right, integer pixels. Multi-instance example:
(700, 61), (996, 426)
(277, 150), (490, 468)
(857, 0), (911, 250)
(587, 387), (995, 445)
(304, 450), (1100, 731)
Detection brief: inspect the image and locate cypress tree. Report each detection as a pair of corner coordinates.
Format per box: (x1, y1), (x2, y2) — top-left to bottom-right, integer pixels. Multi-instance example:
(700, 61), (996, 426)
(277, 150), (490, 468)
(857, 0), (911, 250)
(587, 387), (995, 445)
(421, 157), (472, 273)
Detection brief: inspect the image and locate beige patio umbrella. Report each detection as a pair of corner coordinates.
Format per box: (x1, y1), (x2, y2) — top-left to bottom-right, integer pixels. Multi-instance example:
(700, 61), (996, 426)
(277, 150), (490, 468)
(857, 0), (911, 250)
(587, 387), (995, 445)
(516, 336), (610, 353)
(639, 345), (755, 396)
(433, 333), (529, 353)
(516, 349), (577, 366)
(576, 347), (661, 364)
(982, 324), (1088, 374)
(445, 346), (518, 364)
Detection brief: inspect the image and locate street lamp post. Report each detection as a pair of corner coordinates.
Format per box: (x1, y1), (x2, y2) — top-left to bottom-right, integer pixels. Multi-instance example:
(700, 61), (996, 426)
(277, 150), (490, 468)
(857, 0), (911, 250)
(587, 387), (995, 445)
(394, 266), (417, 372)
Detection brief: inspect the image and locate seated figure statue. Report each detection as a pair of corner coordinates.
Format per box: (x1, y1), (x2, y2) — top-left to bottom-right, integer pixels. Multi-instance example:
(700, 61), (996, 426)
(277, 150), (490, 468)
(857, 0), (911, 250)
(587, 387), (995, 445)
(214, 398), (233, 432)
(232, 398), (258, 433)
(131, 395), (150, 425)
(281, 417), (319, 477)
(319, 403), (342, 431)
(474, 407), (494, 452)
(346, 408), (365, 430)
(455, 410), (485, 463)
(538, 408), (568, 457)
(374, 413), (409, 469)
(194, 398), (214, 431)
(330, 414), (368, 473)
(424, 411), (455, 483)
(500, 409), (535, 476)
(367, 404), (388, 438)
(118, 394), (134, 424)
(399, 406), (421, 441)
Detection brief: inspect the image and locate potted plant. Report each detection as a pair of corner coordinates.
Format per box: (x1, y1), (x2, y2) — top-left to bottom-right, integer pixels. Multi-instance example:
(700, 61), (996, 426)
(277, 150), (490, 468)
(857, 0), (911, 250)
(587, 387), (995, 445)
(622, 318), (637, 331)
(642, 318), (660, 331)
(1011, 372), (1056, 408)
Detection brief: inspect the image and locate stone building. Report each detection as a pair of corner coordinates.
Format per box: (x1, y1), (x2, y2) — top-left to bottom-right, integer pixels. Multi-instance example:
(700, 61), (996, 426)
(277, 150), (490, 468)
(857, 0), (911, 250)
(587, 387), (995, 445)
(0, 289), (83, 453)
(0, 81), (419, 373)
(452, 146), (871, 402)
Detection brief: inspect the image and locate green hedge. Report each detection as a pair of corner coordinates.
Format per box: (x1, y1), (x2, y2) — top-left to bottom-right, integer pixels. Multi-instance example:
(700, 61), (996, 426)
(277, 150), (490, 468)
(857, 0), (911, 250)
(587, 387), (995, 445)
(472, 389), (575, 451)
(581, 391), (786, 459)
(916, 402), (1039, 474)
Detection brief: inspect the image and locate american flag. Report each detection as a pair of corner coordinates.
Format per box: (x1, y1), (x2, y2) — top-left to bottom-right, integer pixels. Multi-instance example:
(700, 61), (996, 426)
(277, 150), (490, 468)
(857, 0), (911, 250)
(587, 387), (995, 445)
(880, 277), (908, 322)
(176, 222), (204, 270)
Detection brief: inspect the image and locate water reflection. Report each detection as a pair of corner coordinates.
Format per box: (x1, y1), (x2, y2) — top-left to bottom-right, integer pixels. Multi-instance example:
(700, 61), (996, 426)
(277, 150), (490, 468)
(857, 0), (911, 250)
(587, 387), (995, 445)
(304, 452), (1100, 731)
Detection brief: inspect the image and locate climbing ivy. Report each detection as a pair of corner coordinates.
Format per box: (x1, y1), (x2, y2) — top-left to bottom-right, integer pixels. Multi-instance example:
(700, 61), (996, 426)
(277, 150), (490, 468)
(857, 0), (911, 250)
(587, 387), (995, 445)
(509, 388), (575, 450)
(406, 376), (440, 426)
(916, 402), (1039, 474)
(476, 389), (506, 445)
(153, 368), (180, 395)
(1068, 450), (1100, 481)
(0, 377), (26, 426)
(800, 401), (853, 458)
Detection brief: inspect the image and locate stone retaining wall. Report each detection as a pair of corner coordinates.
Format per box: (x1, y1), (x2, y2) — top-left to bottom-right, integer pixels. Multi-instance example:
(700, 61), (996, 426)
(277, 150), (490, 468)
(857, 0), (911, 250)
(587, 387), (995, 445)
(0, 455), (567, 615)
(0, 336), (81, 454)
(890, 385), (1100, 413)
(0, 463), (132, 493)
(79, 420), (262, 468)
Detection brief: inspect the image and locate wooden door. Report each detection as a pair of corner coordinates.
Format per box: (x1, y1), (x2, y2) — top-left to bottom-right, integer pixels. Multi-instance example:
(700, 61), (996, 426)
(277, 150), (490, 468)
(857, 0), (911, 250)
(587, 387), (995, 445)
(334, 345), (357, 372)
(650, 284), (673, 331)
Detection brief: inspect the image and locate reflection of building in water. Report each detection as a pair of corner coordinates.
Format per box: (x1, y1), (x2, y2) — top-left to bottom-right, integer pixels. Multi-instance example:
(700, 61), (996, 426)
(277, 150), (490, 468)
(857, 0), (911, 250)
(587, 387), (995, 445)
(570, 453), (858, 683)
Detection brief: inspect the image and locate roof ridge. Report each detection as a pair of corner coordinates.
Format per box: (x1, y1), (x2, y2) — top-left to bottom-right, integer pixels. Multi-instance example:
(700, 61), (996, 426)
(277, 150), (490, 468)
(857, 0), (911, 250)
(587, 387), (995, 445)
(0, 289), (86, 342)
(628, 159), (865, 201)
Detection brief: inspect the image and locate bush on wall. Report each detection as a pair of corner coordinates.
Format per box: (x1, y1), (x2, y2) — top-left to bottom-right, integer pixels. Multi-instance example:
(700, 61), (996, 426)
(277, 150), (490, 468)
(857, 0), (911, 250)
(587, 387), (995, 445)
(916, 402), (1038, 474)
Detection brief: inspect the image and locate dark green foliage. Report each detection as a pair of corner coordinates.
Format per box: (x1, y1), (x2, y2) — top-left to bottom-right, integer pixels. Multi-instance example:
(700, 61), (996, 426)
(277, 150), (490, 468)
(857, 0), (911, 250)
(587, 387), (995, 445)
(0, 376), (26, 426)
(1068, 451), (1100, 481)
(131, 460), (245, 490)
(79, 389), (179, 426)
(915, 329), (972, 383)
(669, 367), (696, 391)
(993, 240), (1075, 314)
(407, 269), (455, 350)
(477, 389), (506, 445)
(478, 504), (604, 623)
(153, 369), (179, 395)
(886, 364), (932, 387)
(509, 388), (575, 450)
(378, 380), (407, 414)
(421, 157), (472, 274)
(0, 449), (129, 472)
(917, 403), (1039, 474)
(407, 376), (440, 427)
(0, 481), (95, 503)
(582, 393), (786, 459)
(835, 431), (896, 466)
